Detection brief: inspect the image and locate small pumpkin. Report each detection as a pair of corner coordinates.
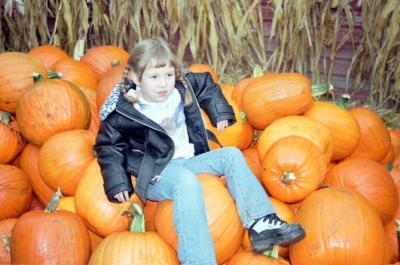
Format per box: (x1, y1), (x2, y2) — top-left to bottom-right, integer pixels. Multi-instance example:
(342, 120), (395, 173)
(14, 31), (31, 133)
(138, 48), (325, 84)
(28, 44), (69, 69)
(187, 63), (218, 82)
(96, 64), (126, 109)
(0, 112), (25, 164)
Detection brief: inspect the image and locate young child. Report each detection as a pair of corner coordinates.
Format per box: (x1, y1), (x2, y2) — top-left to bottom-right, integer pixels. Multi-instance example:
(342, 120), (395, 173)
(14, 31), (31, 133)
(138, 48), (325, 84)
(95, 37), (305, 265)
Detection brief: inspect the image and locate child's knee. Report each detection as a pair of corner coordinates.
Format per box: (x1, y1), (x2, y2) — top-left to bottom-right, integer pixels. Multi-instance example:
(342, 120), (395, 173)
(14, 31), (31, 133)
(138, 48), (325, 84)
(175, 172), (202, 192)
(222, 146), (242, 159)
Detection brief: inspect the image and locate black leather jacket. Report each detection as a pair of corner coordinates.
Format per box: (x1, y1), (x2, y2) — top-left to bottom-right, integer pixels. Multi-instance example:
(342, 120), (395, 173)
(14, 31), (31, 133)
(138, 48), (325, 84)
(94, 72), (236, 203)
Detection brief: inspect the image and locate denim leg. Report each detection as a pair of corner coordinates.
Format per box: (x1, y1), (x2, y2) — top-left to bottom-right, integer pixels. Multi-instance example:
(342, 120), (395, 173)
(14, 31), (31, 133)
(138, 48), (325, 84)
(146, 160), (217, 265)
(178, 147), (276, 227)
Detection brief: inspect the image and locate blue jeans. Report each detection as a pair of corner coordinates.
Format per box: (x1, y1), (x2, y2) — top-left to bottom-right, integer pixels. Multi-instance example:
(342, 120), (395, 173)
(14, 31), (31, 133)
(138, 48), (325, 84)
(146, 147), (275, 265)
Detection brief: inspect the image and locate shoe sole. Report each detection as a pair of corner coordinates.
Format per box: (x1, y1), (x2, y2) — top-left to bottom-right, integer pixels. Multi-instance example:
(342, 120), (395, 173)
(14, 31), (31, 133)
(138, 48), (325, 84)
(252, 228), (305, 254)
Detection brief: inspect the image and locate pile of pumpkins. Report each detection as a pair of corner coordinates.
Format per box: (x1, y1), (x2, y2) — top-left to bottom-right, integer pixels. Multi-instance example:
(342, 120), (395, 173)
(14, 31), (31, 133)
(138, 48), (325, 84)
(0, 44), (400, 265)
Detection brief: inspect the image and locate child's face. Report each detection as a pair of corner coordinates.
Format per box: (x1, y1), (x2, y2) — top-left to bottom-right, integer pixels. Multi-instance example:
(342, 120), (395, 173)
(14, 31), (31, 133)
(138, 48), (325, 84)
(134, 60), (176, 103)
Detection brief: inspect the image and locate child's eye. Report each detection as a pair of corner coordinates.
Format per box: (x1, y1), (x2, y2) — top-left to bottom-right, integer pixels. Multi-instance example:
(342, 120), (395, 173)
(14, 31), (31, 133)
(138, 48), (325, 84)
(168, 73), (175, 77)
(150, 75), (158, 79)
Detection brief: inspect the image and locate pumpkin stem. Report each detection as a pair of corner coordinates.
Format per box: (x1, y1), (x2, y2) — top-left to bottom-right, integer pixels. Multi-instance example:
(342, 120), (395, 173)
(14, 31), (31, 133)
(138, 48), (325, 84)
(252, 65), (264, 77)
(32, 72), (44, 83)
(0, 233), (11, 253)
(129, 202), (145, 233)
(240, 111), (247, 122)
(311, 83), (333, 97)
(111, 60), (121, 67)
(48, 70), (62, 79)
(281, 172), (296, 184)
(44, 187), (63, 213)
(387, 163), (393, 172)
(335, 94), (351, 109)
(262, 245), (279, 259)
(0, 111), (11, 126)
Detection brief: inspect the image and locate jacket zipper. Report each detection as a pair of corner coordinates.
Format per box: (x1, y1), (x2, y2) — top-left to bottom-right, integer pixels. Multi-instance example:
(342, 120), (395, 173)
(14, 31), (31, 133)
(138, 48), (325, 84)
(183, 76), (211, 151)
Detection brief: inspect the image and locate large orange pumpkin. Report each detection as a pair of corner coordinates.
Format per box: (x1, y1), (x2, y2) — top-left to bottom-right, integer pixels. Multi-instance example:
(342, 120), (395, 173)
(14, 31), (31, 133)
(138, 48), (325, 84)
(89, 203), (179, 265)
(19, 144), (55, 206)
(10, 191), (91, 265)
(74, 159), (142, 237)
(0, 52), (48, 112)
(0, 112), (25, 164)
(79, 86), (100, 135)
(347, 107), (391, 161)
(16, 79), (91, 145)
(228, 250), (290, 265)
(0, 218), (17, 264)
(39, 129), (96, 195)
(80, 45), (129, 79)
(325, 158), (399, 224)
(96, 64), (126, 109)
(389, 128), (400, 157)
(257, 115), (333, 165)
(52, 57), (99, 91)
(154, 174), (244, 264)
(187, 63), (219, 82)
(289, 187), (386, 265)
(28, 44), (69, 69)
(0, 165), (32, 221)
(304, 101), (361, 160)
(262, 136), (326, 203)
(242, 73), (313, 130)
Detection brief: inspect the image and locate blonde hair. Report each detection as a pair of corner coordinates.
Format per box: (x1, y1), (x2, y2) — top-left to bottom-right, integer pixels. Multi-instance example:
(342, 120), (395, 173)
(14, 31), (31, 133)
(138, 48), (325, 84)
(121, 37), (192, 106)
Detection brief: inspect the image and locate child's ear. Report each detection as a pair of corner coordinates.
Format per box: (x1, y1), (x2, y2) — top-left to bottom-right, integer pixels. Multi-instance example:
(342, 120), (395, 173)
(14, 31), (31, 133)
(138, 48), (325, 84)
(128, 71), (139, 86)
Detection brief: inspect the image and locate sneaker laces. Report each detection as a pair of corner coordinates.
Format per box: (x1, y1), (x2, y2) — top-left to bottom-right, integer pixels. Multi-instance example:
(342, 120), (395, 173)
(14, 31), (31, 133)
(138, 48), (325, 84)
(250, 214), (287, 233)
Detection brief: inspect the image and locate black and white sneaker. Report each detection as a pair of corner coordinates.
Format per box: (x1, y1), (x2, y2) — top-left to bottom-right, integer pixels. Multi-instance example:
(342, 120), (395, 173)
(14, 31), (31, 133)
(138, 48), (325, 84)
(248, 213), (305, 253)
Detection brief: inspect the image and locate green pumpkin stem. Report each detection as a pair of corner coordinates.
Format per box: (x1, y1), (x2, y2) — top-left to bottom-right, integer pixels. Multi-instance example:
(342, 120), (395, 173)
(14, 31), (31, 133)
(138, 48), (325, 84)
(44, 187), (63, 213)
(281, 172), (296, 184)
(311, 83), (333, 97)
(262, 245), (279, 259)
(0, 111), (11, 127)
(111, 60), (121, 67)
(129, 202), (145, 233)
(252, 65), (264, 77)
(32, 72), (44, 83)
(335, 94), (351, 109)
(0, 233), (11, 253)
(48, 70), (62, 79)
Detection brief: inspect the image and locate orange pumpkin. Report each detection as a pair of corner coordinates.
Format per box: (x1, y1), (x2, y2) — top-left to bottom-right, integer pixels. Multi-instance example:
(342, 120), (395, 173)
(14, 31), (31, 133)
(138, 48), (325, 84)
(232, 77), (255, 109)
(154, 174), (244, 264)
(257, 115), (333, 165)
(79, 86), (100, 135)
(0, 112), (25, 164)
(347, 107), (391, 162)
(74, 159), (142, 237)
(28, 44), (69, 69)
(262, 136), (326, 203)
(187, 63), (218, 82)
(0, 165), (32, 220)
(242, 147), (263, 181)
(304, 101), (361, 160)
(10, 191), (91, 265)
(52, 57), (99, 91)
(96, 64), (126, 109)
(143, 200), (158, 232)
(80, 45), (129, 79)
(381, 146), (396, 166)
(0, 52), (48, 112)
(228, 249), (290, 265)
(16, 79), (91, 145)
(0, 218), (17, 264)
(29, 195), (45, 211)
(88, 230), (104, 252)
(242, 73), (313, 130)
(19, 144), (55, 206)
(389, 129), (400, 157)
(39, 129), (96, 195)
(325, 159), (398, 224)
(289, 188), (386, 265)
(57, 196), (76, 213)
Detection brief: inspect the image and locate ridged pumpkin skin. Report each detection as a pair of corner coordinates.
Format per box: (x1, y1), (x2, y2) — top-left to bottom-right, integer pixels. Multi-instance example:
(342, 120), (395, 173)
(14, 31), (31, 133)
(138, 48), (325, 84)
(262, 136), (326, 203)
(0, 52), (48, 112)
(0, 218), (17, 264)
(52, 57), (99, 91)
(228, 250), (290, 265)
(304, 101), (361, 160)
(39, 130), (96, 195)
(242, 73), (313, 130)
(389, 128), (400, 157)
(257, 115), (333, 164)
(289, 188), (386, 265)
(96, 64), (126, 109)
(0, 165), (32, 221)
(0, 113), (25, 163)
(89, 231), (179, 265)
(19, 144), (55, 206)
(325, 159), (398, 224)
(74, 159), (142, 237)
(16, 79), (91, 145)
(80, 45), (129, 79)
(28, 44), (69, 69)
(347, 107), (391, 162)
(79, 86), (100, 135)
(154, 174), (244, 264)
(10, 209), (91, 265)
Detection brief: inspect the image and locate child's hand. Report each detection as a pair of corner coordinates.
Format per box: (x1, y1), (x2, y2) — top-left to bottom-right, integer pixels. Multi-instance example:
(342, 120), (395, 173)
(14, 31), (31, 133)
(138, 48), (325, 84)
(216, 120), (228, 132)
(114, 190), (130, 203)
